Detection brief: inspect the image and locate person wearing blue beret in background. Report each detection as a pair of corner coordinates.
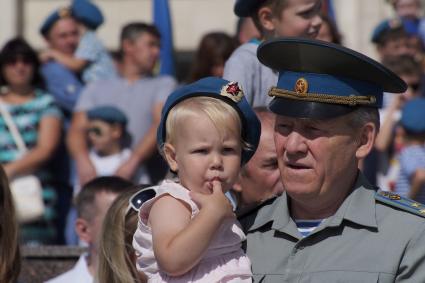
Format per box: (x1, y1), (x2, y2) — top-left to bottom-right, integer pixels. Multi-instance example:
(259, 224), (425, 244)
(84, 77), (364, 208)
(40, 0), (117, 84)
(133, 77), (260, 281)
(371, 18), (411, 61)
(239, 38), (425, 282)
(394, 98), (425, 204)
(84, 106), (145, 182)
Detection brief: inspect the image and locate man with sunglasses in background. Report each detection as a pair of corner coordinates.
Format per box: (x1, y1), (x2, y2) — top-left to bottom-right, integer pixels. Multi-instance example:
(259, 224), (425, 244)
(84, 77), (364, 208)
(46, 176), (133, 283)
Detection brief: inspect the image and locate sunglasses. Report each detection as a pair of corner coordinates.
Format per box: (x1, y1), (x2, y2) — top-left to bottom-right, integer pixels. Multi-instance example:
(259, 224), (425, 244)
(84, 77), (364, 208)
(87, 127), (103, 137)
(127, 187), (156, 214)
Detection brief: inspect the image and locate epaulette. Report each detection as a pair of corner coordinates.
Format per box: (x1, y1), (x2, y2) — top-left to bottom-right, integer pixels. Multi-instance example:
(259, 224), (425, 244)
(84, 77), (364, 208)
(375, 190), (425, 218)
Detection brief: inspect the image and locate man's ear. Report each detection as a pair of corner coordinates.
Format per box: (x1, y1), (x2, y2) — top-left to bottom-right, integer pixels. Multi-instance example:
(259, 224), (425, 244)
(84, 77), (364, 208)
(75, 218), (92, 244)
(163, 143), (178, 172)
(356, 122), (377, 159)
(257, 6), (276, 33)
(121, 39), (133, 54)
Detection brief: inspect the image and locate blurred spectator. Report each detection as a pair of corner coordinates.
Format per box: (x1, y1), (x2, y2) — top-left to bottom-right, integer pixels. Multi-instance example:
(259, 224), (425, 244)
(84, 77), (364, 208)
(97, 185), (153, 283)
(67, 22), (177, 186)
(46, 176), (133, 283)
(0, 165), (20, 283)
(236, 17), (261, 45)
(187, 32), (237, 83)
(41, 0), (117, 84)
(85, 106), (132, 178)
(317, 13), (342, 44)
(40, 7), (83, 119)
(394, 98), (425, 202)
(390, 0), (425, 46)
(39, 7), (82, 244)
(232, 107), (284, 216)
(0, 38), (62, 245)
(223, 0), (322, 107)
(371, 18), (410, 60)
(375, 55), (423, 190)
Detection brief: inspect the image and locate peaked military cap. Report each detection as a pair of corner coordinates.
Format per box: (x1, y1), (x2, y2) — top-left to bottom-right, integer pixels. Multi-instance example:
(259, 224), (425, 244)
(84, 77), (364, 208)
(157, 77), (261, 165)
(257, 37), (407, 119)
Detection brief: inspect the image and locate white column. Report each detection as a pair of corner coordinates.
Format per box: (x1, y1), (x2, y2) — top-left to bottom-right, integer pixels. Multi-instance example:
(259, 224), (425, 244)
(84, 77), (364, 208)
(334, 0), (393, 58)
(0, 0), (18, 47)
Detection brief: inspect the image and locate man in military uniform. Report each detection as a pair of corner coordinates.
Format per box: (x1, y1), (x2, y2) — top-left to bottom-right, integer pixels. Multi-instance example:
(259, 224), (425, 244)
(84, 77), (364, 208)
(240, 38), (425, 282)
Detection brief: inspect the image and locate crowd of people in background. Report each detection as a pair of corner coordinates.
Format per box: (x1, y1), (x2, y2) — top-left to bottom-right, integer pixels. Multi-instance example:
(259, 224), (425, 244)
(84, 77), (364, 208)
(2, 0), (425, 282)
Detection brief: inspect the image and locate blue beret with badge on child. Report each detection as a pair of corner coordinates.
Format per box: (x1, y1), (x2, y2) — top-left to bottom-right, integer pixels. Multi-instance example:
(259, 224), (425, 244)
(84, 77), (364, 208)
(157, 77), (261, 165)
(71, 0), (104, 30)
(400, 98), (425, 134)
(40, 7), (73, 36)
(257, 37), (407, 119)
(87, 106), (128, 125)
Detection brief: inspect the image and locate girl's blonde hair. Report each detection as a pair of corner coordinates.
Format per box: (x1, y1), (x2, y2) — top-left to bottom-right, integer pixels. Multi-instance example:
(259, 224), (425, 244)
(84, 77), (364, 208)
(163, 96), (244, 148)
(0, 165), (20, 283)
(97, 186), (148, 283)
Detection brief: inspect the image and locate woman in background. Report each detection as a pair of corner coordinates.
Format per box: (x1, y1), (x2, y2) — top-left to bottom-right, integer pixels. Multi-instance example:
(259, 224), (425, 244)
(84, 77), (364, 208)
(187, 32), (237, 82)
(0, 38), (62, 244)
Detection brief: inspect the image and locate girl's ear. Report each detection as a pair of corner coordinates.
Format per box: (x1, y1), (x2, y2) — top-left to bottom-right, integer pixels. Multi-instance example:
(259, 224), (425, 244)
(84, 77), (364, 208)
(257, 6), (275, 33)
(163, 143), (178, 172)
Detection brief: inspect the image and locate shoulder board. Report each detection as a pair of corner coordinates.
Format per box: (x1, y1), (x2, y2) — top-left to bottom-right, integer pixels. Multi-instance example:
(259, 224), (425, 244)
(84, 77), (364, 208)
(375, 190), (425, 218)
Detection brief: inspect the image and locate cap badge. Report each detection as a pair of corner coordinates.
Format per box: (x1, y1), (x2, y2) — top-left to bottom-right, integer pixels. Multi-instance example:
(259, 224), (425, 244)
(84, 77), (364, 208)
(58, 7), (71, 18)
(221, 82), (244, 103)
(295, 78), (308, 95)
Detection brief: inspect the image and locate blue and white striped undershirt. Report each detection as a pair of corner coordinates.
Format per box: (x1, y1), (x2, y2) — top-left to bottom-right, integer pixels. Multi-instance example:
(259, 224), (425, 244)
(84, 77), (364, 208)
(294, 219), (323, 237)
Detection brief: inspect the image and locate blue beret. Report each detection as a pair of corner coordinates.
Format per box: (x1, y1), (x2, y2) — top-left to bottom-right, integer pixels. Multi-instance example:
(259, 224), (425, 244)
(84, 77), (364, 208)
(371, 18), (409, 43)
(401, 17), (420, 36)
(257, 38), (407, 119)
(40, 7), (72, 36)
(157, 77), (261, 165)
(401, 98), (425, 134)
(234, 0), (266, 17)
(87, 106), (127, 125)
(71, 0), (104, 30)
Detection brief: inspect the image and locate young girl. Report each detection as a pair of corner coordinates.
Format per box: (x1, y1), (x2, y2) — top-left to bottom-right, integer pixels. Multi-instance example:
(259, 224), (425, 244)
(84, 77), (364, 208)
(133, 77), (261, 282)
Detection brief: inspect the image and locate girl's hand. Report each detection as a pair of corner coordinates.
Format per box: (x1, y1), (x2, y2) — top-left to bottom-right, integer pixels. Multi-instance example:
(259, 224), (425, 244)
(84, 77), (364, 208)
(190, 180), (234, 221)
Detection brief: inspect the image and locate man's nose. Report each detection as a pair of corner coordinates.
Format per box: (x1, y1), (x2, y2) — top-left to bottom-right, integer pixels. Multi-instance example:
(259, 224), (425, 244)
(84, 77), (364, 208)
(285, 131), (308, 155)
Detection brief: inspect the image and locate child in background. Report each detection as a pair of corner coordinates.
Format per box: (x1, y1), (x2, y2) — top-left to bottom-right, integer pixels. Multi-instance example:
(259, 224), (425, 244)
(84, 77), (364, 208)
(42, 0), (117, 83)
(133, 77), (261, 282)
(86, 106), (131, 177)
(223, 0), (322, 107)
(395, 98), (425, 203)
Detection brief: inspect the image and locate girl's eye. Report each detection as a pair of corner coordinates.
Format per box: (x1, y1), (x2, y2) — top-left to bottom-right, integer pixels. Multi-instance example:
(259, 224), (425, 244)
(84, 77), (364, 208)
(193, 148), (208, 154)
(223, 147), (236, 154)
